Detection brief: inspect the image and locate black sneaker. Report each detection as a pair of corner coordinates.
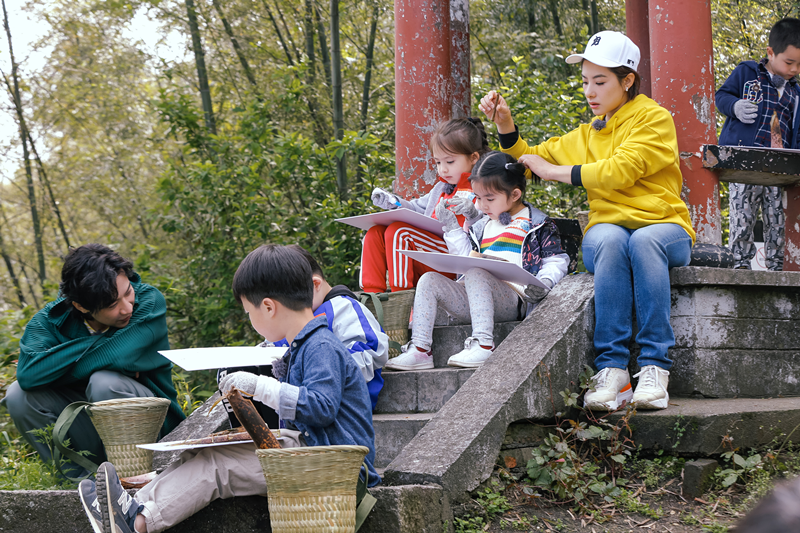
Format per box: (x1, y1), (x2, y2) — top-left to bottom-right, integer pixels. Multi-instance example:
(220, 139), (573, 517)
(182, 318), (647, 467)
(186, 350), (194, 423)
(96, 462), (140, 533)
(78, 479), (104, 533)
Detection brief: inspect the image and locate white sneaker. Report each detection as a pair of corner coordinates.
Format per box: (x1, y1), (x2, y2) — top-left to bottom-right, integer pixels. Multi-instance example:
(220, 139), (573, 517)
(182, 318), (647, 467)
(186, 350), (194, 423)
(384, 342), (433, 371)
(583, 367), (633, 411)
(632, 365), (670, 409)
(447, 337), (494, 368)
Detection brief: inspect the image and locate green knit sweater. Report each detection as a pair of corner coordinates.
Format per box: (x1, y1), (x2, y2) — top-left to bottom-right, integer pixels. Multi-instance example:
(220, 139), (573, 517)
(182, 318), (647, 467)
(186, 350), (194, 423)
(16, 274), (185, 434)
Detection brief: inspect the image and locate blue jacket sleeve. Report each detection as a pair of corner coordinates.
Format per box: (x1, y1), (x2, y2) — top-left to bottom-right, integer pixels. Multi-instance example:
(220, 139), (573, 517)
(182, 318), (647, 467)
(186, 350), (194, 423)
(716, 63), (747, 119)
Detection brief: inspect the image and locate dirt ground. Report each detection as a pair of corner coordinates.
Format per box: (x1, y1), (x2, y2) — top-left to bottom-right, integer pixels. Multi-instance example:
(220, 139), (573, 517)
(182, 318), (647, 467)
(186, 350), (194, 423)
(457, 477), (752, 532)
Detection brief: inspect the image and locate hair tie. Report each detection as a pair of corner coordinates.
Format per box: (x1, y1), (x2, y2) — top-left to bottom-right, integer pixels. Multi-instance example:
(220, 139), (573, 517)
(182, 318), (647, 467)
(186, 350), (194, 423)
(505, 163), (513, 169)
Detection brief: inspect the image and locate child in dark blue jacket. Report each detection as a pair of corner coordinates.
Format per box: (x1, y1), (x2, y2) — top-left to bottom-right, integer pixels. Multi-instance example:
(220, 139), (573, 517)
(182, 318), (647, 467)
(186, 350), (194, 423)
(716, 17), (800, 270)
(78, 245), (379, 533)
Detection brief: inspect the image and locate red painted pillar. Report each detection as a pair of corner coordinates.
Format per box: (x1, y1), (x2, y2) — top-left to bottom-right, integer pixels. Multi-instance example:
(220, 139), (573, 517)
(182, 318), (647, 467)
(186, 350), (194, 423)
(785, 187), (800, 270)
(394, 0), (452, 198)
(450, 0), (471, 119)
(625, 0), (651, 97)
(648, 0), (721, 245)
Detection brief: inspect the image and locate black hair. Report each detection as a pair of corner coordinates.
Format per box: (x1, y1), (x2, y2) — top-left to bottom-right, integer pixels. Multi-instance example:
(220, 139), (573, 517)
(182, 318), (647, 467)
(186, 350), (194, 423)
(232, 244), (313, 311)
(286, 244), (325, 280)
(60, 244), (134, 315)
(581, 59), (641, 101)
(469, 151), (528, 198)
(769, 18), (800, 55)
(430, 117), (490, 158)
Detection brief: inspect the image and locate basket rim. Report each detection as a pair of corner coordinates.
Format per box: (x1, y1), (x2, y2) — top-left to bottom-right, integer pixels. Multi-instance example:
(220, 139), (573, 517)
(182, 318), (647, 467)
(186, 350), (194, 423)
(90, 397), (171, 410)
(255, 444), (369, 457)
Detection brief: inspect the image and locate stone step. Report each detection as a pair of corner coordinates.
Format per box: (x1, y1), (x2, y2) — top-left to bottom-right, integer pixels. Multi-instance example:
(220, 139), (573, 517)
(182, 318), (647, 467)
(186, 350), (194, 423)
(429, 321), (520, 367)
(373, 412), (433, 469)
(376, 367), (475, 414)
(498, 397), (800, 470)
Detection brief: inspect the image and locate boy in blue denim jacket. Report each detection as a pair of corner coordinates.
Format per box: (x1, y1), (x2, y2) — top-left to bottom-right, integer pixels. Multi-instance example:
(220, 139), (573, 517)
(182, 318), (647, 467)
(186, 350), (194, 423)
(78, 244), (379, 533)
(716, 17), (800, 270)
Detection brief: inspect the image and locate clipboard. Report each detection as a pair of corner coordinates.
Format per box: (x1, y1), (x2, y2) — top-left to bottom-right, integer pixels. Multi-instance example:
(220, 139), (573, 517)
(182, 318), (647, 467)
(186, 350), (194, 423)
(335, 208), (445, 236)
(398, 250), (548, 288)
(157, 346), (288, 371)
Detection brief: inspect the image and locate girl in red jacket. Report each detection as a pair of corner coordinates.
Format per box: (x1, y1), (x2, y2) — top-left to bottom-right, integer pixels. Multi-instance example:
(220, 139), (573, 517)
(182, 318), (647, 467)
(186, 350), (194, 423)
(360, 118), (488, 293)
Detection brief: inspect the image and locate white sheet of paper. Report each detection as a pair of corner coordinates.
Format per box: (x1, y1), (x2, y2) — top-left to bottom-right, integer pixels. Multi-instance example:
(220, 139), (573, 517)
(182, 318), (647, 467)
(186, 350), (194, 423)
(158, 346), (287, 371)
(335, 208), (444, 236)
(399, 250), (548, 288)
(136, 440), (256, 451)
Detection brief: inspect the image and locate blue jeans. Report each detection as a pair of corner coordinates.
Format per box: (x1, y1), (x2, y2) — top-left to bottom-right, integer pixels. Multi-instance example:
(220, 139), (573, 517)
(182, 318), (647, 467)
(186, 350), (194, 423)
(582, 223), (692, 371)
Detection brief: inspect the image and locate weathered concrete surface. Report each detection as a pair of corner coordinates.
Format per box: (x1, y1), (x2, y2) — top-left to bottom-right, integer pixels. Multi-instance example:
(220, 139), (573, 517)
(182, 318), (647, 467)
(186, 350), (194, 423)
(0, 485), (446, 533)
(374, 413), (433, 468)
(430, 322), (519, 367)
(378, 368), (475, 414)
(682, 459), (719, 500)
(383, 274), (596, 500)
(152, 392), (230, 472)
(361, 484), (453, 533)
(668, 267), (800, 398)
(606, 397), (800, 455)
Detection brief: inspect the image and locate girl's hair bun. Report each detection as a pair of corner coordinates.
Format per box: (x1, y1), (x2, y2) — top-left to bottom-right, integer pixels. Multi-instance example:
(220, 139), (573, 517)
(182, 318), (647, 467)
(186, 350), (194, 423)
(430, 117), (490, 157)
(470, 151), (527, 197)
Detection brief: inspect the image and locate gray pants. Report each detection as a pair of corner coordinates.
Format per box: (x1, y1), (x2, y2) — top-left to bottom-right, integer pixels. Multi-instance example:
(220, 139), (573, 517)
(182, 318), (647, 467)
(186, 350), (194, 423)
(728, 182), (785, 270)
(1, 371), (156, 477)
(410, 268), (521, 350)
(136, 430), (304, 533)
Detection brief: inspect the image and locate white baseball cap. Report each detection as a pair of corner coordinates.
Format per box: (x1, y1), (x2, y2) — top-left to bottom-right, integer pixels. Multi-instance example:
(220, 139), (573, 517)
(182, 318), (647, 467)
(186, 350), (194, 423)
(566, 31), (640, 71)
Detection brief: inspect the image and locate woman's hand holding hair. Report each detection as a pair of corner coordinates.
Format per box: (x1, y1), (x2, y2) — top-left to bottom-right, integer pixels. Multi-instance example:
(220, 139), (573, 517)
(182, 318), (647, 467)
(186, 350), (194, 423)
(479, 91), (515, 133)
(518, 155), (572, 184)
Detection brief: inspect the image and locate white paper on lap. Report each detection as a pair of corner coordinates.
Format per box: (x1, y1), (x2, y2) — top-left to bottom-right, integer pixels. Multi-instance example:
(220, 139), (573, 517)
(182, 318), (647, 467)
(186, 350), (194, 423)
(335, 208), (445, 236)
(157, 346), (288, 371)
(398, 250), (548, 288)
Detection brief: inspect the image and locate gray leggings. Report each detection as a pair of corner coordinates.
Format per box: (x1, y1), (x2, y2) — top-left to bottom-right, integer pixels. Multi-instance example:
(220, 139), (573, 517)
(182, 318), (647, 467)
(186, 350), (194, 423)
(2, 371), (156, 477)
(411, 268), (521, 350)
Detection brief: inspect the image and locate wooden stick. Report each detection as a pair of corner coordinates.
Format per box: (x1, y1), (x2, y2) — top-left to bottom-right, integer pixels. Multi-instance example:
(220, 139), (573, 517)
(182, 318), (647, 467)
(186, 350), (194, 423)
(490, 92), (500, 122)
(225, 388), (281, 449)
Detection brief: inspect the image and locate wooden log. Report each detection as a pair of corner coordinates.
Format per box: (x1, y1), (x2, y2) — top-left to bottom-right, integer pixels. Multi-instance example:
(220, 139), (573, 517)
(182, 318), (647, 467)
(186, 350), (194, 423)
(225, 389), (281, 449)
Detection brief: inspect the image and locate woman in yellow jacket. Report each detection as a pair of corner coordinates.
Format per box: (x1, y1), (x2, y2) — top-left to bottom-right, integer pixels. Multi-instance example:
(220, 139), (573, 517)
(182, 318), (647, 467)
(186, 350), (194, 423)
(480, 31), (695, 411)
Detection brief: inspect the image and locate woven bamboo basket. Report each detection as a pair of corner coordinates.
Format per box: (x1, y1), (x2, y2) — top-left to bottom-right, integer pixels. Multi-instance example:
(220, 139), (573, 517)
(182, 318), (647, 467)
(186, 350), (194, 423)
(256, 445), (369, 533)
(361, 289), (415, 357)
(88, 397), (171, 478)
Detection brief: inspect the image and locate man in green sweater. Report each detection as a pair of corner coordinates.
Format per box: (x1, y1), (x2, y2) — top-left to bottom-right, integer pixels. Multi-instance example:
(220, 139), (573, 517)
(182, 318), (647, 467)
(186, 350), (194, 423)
(1, 244), (185, 476)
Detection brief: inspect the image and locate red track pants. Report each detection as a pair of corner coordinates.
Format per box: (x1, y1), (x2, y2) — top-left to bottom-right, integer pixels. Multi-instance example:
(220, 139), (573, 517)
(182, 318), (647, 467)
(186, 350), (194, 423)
(359, 222), (455, 293)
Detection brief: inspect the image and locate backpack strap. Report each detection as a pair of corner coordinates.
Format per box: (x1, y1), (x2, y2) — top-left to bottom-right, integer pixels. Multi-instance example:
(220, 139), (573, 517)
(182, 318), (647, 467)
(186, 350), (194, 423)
(53, 401), (99, 481)
(355, 463), (377, 531)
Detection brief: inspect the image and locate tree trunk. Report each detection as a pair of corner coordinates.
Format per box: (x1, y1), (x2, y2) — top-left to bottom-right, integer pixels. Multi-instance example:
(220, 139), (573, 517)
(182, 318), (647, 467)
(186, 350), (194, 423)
(261, 0), (295, 65)
(25, 129), (71, 249)
(581, 0), (594, 34)
(330, 0), (346, 198)
(590, 0), (599, 34)
(2, 0), (45, 286)
(547, 0), (563, 37)
(211, 0), (258, 90)
(527, 0), (536, 33)
(0, 206), (26, 307)
(274, 1), (301, 63)
(185, 0), (217, 134)
(315, 5), (332, 89)
(304, 0), (317, 82)
(359, 3), (379, 133)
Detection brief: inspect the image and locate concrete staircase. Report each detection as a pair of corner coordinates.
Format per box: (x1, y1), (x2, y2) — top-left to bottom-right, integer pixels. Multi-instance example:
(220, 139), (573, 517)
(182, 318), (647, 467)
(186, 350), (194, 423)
(373, 322), (519, 469)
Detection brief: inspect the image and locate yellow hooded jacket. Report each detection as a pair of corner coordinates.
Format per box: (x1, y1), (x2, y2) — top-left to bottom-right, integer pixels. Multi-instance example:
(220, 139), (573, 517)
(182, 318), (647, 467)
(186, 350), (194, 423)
(502, 94), (696, 243)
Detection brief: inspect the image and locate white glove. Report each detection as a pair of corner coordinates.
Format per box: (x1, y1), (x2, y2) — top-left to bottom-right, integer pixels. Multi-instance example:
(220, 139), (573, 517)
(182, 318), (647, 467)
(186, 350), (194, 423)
(733, 100), (758, 124)
(371, 187), (401, 210)
(253, 375), (281, 410)
(219, 371), (259, 396)
(435, 201), (460, 233)
(447, 196), (481, 226)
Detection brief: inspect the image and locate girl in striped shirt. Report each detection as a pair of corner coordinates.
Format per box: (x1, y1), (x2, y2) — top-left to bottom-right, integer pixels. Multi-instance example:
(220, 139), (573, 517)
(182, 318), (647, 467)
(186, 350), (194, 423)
(385, 152), (569, 370)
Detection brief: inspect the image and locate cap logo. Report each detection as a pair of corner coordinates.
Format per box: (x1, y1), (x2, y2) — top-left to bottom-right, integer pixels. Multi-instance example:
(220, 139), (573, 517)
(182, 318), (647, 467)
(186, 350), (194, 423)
(627, 59), (634, 65)
(591, 36), (601, 46)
